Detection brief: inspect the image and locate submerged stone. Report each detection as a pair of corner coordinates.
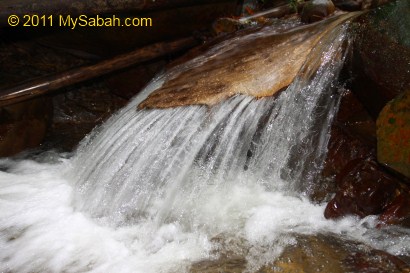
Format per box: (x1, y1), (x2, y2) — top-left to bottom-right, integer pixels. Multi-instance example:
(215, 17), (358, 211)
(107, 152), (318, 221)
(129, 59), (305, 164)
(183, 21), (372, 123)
(138, 12), (360, 109)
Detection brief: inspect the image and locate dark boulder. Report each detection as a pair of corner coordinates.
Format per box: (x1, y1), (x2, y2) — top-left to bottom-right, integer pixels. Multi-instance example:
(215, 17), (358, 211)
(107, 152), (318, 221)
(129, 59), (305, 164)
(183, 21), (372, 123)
(348, 1), (410, 117)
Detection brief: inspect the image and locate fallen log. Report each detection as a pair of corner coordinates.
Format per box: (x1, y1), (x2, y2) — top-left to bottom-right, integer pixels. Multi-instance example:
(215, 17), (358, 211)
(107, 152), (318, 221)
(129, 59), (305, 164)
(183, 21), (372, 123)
(0, 0), (239, 27)
(0, 37), (198, 107)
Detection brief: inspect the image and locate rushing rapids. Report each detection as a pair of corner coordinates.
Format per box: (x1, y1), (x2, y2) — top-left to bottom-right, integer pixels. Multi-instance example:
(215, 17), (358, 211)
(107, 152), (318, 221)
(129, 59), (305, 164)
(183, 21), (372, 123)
(1, 13), (409, 273)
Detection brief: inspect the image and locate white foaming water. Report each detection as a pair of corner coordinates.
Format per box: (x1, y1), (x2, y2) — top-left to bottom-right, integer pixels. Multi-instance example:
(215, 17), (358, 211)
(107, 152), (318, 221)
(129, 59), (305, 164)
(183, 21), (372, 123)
(1, 20), (410, 273)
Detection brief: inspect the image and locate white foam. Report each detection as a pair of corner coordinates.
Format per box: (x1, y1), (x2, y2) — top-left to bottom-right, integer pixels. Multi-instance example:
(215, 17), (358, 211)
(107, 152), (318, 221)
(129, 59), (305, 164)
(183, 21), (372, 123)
(1, 158), (410, 272)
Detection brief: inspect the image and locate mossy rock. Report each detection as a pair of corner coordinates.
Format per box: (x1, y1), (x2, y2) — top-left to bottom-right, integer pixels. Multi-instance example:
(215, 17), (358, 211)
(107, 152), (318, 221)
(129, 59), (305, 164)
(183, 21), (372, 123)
(377, 89), (410, 178)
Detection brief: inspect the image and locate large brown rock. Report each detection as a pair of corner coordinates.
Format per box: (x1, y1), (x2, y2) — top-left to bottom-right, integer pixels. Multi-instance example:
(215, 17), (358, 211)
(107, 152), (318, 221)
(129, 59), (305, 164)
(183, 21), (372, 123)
(139, 12), (360, 109)
(377, 89), (410, 179)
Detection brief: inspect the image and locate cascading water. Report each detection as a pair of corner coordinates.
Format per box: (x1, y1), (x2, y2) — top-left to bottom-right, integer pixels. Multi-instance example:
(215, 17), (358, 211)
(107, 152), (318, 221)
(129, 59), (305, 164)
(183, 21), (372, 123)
(71, 21), (347, 226)
(1, 15), (409, 273)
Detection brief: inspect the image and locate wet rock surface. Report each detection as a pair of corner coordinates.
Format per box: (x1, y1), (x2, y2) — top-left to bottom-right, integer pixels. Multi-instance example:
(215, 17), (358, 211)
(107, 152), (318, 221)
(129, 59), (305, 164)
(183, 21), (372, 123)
(316, 90), (375, 201)
(322, 94), (410, 227)
(324, 157), (400, 219)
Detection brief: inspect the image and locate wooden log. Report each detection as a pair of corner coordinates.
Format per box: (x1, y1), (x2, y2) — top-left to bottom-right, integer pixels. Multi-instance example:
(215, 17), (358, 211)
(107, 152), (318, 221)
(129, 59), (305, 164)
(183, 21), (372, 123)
(0, 0), (239, 26)
(0, 37), (198, 107)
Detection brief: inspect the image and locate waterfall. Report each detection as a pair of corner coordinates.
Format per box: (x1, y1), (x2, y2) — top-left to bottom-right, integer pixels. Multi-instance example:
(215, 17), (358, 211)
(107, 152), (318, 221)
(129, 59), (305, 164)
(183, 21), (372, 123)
(71, 21), (349, 227)
(1, 15), (409, 273)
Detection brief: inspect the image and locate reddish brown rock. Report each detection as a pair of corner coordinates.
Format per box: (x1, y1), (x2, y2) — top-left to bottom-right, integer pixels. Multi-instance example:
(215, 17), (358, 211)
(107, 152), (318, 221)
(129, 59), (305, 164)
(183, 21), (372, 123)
(316, 90), (375, 201)
(323, 92), (410, 226)
(324, 158), (399, 219)
(325, 91), (376, 171)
